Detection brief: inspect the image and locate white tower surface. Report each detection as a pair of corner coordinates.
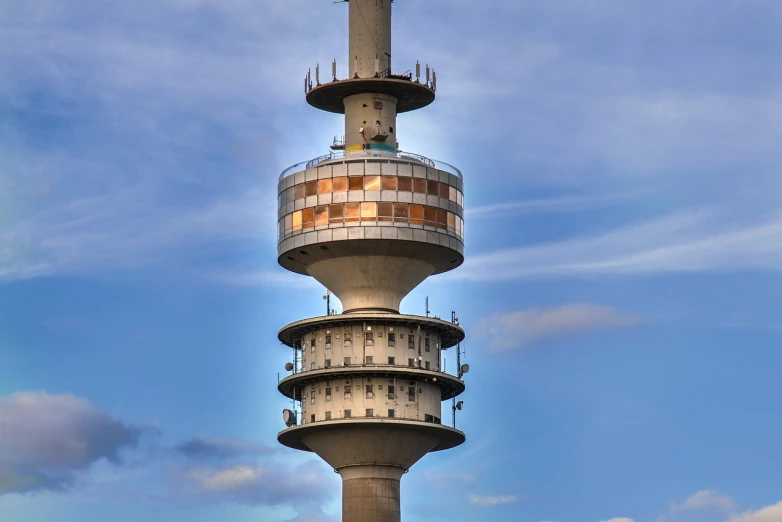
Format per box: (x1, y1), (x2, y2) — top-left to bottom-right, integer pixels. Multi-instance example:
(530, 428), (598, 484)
(275, 2), (467, 520)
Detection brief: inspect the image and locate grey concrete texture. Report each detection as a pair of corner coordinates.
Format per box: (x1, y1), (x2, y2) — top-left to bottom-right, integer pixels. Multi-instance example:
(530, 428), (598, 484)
(342, 475), (402, 522)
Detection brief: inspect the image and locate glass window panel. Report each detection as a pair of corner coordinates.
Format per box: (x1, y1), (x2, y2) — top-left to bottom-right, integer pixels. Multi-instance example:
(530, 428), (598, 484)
(278, 193), (284, 208)
(286, 186), (294, 203)
(294, 184), (305, 200)
(378, 202), (393, 222)
(394, 203), (409, 222)
(329, 204), (343, 224)
(449, 186), (457, 202)
(439, 183), (450, 198)
(448, 211), (456, 231)
(317, 179), (332, 194)
(349, 176), (364, 191)
(409, 204), (424, 225)
(381, 176), (397, 190)
(278, 218), (283, 237)
(364, 175), (381, 191)
(413, 178), (427, 194)
(315, 205), (328, 226)
(457, 191), (463, 206)
(427, 180), (439, 196)
(333, 177), (347, 191)
(302, 208), (315, 228)
(437, 209), (448, 229)
(285, 214), (292, 234)
(424, 206), (437, 226)
(305, 180), (317, 197)
(344, 202), (360, 222)
(360, 202), (377, 221)
(397, 177), (412, 192)
(292, 210), (303, 231)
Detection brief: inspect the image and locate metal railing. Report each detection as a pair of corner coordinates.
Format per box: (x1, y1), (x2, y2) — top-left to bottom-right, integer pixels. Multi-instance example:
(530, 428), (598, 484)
(279, 150), (462, 181)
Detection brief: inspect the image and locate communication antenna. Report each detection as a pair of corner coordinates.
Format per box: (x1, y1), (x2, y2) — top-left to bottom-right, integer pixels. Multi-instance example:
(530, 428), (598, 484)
(452, 400), (464, 428)
(323, 289), (332, 316)
(332, 59), (337, 80)
(415, 61), (421, 82)
(425, 296), (430, 317)
(316, 63), (320, 85)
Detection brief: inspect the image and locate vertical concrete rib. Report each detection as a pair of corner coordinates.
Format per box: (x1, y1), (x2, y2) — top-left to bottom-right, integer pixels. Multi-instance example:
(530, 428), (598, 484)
(341, 466), (404, 522)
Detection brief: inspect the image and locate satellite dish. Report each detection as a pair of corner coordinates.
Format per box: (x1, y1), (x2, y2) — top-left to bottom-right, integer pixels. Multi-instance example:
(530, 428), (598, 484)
(456, 401), (464, 411)
(418, 355), (423, 361)
(460, 364), (470, 375)
(282, 409), (297, 427)
(285, 362), (294, 372)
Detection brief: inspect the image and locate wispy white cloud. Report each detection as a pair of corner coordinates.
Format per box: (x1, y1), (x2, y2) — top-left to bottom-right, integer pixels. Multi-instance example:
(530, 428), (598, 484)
(475, 304), (638, 352)
(453, 211), (782, 282)
(600, 518), (634, 522)
(466, 193), (637, 219)
(727, 501), (782, 522)
(468, 494), (522, 507)
(670, 490), (738, 514)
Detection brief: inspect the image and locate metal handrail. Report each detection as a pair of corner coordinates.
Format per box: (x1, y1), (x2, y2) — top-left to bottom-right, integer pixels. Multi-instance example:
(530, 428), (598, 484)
(279, 150), (462, 181)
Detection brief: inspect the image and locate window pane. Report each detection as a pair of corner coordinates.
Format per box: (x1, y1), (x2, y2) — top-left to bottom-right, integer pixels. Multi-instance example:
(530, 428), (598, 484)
(364, 175), (380, 191)
(397, 177), (412, 191)
(315, 205), (328, 226)
(292, 210), (303, 231)
(344, 202), (360, 222)
(329, 204), (343, 224)
(439, 182), (450, 198)
(285, 214), (293, 234)
(447, 211), (456, 231)
(317, 179), (332, 194)
(305, 180), (317, 197)
(437, 208), (448, 229)
(381, 176), (397, 190)
(302, 208), (315, 228)
(457, 190), (463, 206)
(409, 204), (424, 225)
(349, 176), (363, 191)
(286, 187), (294, 204)
(378, 202), (393, 222)
(413, 178), (426, 194)
(333, 177), (347, 191)
(360, 202), (377, 221)
(449, 186), (457, 202)
(278, 218), (283, 237)
(394, 203), (409, 222)
(294, 184), (305, 200)
(427, 180), (439, 196)
(423, 206), (437, 226)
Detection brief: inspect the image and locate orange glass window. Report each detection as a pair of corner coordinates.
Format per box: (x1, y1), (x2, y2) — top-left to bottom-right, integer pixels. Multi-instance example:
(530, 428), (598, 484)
(449, 186), (457, 202)
(329, 204), (343, 224)
(284, 214), (293, 234)
(378, 202), (393, 222)
(305, 180), (317, 197)
(302, 208), (315, 228)
(364, 175), (381, 191)
(439, 183), (450, 198)
(413, 178), (426, 194)
(344, 202), (360, 222)
(397, 177), (412, 192)
(427, 180), (439, 196)
(349, 176), (363, 191)
(437, 208), (448, 229)
(333, 177), (347, 191)
(381, 176), (397, 190)
(292, 210), (303, 231)
(294, 184), (305, 200)
(409, 204), (424, 225)
(315, 205), (328, 226)
(394, 203), (409, 222)
(317, 179), (332, 194)
(423, 206), (437, 226)
(361, 202), (377, 221)
(447, 212), (456, 231)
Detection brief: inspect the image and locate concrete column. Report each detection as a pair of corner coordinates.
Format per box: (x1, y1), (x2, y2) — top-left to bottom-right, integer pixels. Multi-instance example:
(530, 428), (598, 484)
(340, 465), (405, 522)
(344, 93), (398, 154)
(349, 0), (392, 78)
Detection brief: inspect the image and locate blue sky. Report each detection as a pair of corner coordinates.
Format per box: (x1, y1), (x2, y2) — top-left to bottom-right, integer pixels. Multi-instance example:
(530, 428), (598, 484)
(1, 0), (781, 521)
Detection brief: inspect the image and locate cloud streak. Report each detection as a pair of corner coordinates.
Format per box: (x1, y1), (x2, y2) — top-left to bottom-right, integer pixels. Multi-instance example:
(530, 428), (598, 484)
(468, 494), (522, 507)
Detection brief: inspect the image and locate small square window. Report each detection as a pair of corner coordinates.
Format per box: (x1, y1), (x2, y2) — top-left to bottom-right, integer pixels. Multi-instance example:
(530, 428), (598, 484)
(310, 362), (315, 370)
(311, 338), (316, 352)
(365, 356), (373, 364)
(388, 332), (396, 347)
(366, 384), (374, 399)
(344, 385), (352, 399)
(325, 334), (332, 345)
(325, 359), (331, 368)
(425, 414), (434, 423)
(408, 358), (415, 367)
(408, 336), (415, 349)
(325, 387), (332, 401)
(311, 414), (316, 423)
(425, 361), (430, 370)
(388, 356), (395, 365)
(325, 411), (331, 420)
(388, 385), (395, 399)
(408, 387), (415, 402)
(344, 357), (351, 366)
(366, 409), (374, 417)
(388, 409), (395, 418)
(344, 409), (351, 418)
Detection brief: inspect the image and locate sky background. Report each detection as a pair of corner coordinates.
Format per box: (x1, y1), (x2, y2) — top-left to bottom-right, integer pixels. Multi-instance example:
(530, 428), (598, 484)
(1, 0), (781, 521)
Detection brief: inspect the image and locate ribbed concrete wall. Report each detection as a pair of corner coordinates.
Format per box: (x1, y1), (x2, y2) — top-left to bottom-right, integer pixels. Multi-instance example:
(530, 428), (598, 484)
(343, 477), (401, 522)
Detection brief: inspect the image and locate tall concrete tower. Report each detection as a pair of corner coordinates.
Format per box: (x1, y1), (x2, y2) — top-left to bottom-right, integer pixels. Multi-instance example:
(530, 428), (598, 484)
(275, 1), (467, 520)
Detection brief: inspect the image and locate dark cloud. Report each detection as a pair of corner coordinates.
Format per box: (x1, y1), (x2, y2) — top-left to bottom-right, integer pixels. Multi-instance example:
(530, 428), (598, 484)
(0, 392), (144, 494)
(176, 437), (271, 461)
